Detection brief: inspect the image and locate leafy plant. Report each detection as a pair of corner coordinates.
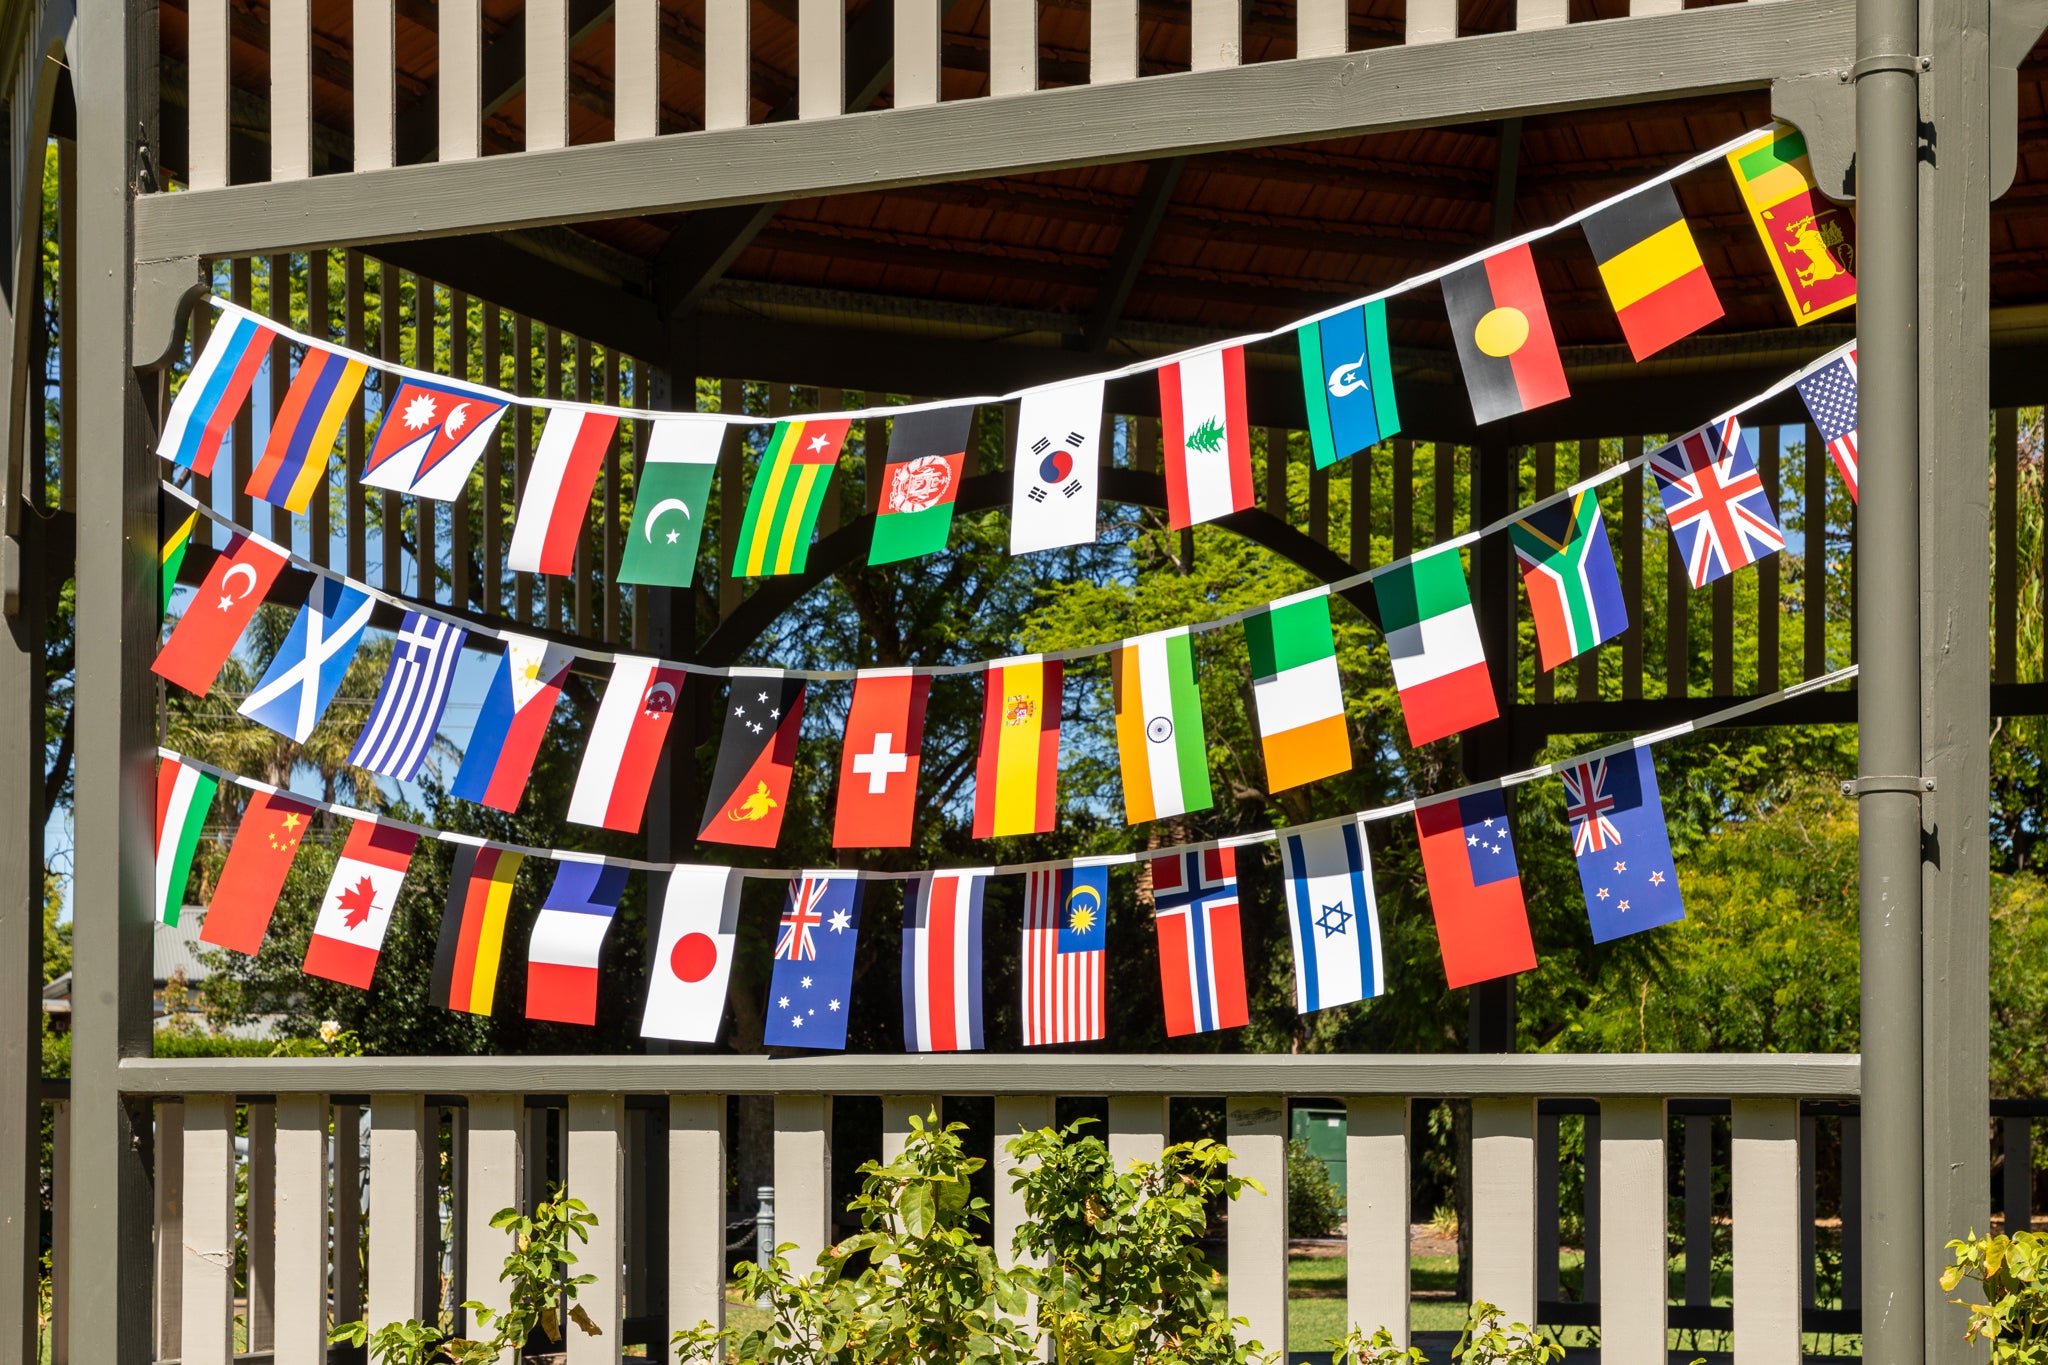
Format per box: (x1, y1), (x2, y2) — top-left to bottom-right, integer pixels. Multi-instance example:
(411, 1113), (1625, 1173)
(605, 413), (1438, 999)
(1331, 1325), (1428, 1364)
(1448, 1303), (1562, 1365)
(1942, 1229), (2048, 1361)
(329, 1184), (599, 1364)
(1287, 1137), (1344, 1238)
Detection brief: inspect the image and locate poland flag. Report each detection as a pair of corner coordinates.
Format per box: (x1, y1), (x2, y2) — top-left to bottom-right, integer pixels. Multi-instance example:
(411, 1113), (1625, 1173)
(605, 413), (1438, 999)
(303, 819), (418, 988)
(640, 865), (742, 1042)
(567, 656), (686, 833)
(509, 409), (619, 575)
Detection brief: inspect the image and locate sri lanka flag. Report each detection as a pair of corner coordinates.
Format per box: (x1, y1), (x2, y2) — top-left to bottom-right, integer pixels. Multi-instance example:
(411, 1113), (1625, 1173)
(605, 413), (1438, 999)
(1510, 490), (1628, 671)
(1414, 788), (1536, 988)
(158, 310), (275, 474)
(452, 635), (575, 811)
(1561, 747), (1686, 943)
(525, 859), (628, 1026)
(972, 655), (1062, 838)
(1442, 244), (1569, 426)
(1580, 183), (1723, 361)
(247, 346), (367, 512)
(1296, 299), (1401, 469)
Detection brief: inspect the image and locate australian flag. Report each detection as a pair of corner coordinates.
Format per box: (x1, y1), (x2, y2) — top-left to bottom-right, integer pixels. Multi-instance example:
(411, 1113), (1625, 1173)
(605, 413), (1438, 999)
(765, 874), (864, 1050)
(1560, 747), (1686, 943)
(238, 578), (375, 742)
(348, 611), (469, 781)
(1648, 416), (1786, 589)
(1795, 345), (1859, 501)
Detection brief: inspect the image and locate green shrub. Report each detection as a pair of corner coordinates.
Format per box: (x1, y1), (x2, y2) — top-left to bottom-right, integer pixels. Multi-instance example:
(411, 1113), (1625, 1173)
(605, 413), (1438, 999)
(1287, 1137), (1344, 1238)
(1943, 1229), (2048, 1361)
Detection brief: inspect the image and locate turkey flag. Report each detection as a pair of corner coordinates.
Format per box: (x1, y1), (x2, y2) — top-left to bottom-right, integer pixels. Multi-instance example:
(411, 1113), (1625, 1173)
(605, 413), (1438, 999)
(699, 671), (807, 848)
(833, 669), (931, 848)
(152, 533), (289, 695)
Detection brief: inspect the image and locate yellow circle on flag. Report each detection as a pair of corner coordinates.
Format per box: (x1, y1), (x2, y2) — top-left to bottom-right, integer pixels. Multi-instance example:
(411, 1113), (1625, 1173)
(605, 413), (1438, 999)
(1474, 306), (1530, 358)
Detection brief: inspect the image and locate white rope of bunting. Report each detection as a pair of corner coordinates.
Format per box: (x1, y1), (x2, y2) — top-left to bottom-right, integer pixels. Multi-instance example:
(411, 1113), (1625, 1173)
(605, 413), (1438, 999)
(161, 336), (1855, 685)
(156, 662), (1858, 883)
(196, 125), (1781, 426)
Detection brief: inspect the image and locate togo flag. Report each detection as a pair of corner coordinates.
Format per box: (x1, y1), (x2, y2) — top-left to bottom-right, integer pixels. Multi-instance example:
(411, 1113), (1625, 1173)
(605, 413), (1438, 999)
(1296, 300), (1400, 470)
(1280, 820), (1385, 1014)
(1111, 628), (1212, 824)
(155, 757), (219, 927)
(620, 418), (725, 588)
(1373, 547), (1497, 747)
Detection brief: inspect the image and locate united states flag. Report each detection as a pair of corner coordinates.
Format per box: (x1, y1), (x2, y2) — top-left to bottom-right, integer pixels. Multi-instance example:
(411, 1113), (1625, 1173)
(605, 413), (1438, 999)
(348, 612), (468, 780)
(1021, 867), (1106, 1046)
(1795, 345), (1859, 502)
(1648, 416), (1786, 589)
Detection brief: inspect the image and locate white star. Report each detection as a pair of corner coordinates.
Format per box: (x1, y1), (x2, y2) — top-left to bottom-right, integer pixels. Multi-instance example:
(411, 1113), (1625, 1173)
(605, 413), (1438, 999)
(800, 976), (813, 989)
(769, 708), (782, 720)
(1467, 833), (1479, 846)
(402, 392), (437, 430)
(1490, 844), (1502, 855)
(217, 594), (237, 611)
(828, 999), (841, 1011)
(791, 1014), (803, 1027)
(1618, 899), (1631, 911)
(1597, 888), (1609, 900)
(1484, 817), (1498, 829)
(1649, 870), (1666, 886)
(777, 996), (790, 1008)
(734, 704), (746, 717)
(828, 909), (851, 933)
(1613, 860), (1627, 874)
(666, 528), (680, 544)
(807, 1008), (815, 1016)
(806, 433), (832, 452)
(749, 722), (763, 734)
(758, 691), (769, 703)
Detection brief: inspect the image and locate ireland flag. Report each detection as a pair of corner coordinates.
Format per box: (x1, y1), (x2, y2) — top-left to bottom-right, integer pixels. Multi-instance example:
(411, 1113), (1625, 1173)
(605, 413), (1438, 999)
(1243, 588), (1351, 792)
(1110, 627), (1212, 823)
(621, 418), (724, 588)
(1372, 547), (1497, 747)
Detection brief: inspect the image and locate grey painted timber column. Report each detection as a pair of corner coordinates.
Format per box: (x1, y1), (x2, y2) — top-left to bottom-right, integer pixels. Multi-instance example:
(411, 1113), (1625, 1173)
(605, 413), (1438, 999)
(1226, 1098), (1288, 1358)
(774, 1094), (834, 1270)
(1469, 1098), (1536, 1325)
(69, 0), (159, 1348)
(368, 1094), (431, 1331)
(1345, 1097), (1409, 1345)
(1108, 1095), (1169, 1166)
(465, 1094), (523, 1355)
(273, 1094), (328, 1365)
(1854, 0), (1928, 1348)
(180, 1095), (237, 1365)
(0, 516), (41, 1365)
(566, 1094), (625, 1363)
(1731, 1100), (1801, 1364)
(1596, 1099), (1667, 1360)
(670, 1094), (727, 1336)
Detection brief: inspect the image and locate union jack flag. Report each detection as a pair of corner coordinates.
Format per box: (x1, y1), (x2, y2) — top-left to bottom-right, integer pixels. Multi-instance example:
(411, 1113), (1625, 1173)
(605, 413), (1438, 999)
(1795, 345), (1859, 502)
(775, 878), (827, 961)
(1562, 757), (1623, 856)
(1648, 416), (1785, 589)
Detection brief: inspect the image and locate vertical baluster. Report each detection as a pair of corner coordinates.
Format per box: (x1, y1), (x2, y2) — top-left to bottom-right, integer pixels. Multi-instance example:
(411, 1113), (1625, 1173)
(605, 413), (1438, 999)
(616, 0), (663, 137)
(883, 1095), (940, 1161)
(188, 0), (231, 188)
(275, 1095), (327, 1365)
(1091, 0), (1140, 83)
(1576, 437), (1601, 700)
(155, 1102), (186, 1363)
(368, 1095), (430, 1329)
(545, 329), (566, 629)
(604, 352), (623, 643)
(1406, 0), (1456, 43)
(1226, 1098), (1288, 1357)
(267, 258), (294, 543)
(1470, 1098), (1537, 1325)
(993, 1095), (1054, 1258)
(450, 293), (474, 610)
(1190, 0), (1241, 69)
(1839, 1114), (1861, 1311)
(441, 0), (482, 159)
(379, 266), (404, 594)
(1996, 408), (2018, 686)
(515, 318), (538, 623)
(232, 260), (255, 527)
(345, 256), (369, 579)
(1804, 421), (1827, 677)
(1391, 439), (1413, 560)
(1621, 439), (1644, 699)
(568, 1096), (625, 1362)
(1758, 426), (1781, 692)
(670, 1095), (728, 1337)
(1535, 1108), (1560, 1301)
(894, 0), (942, 106)
(1630, 0), (1682, 13)
(2006, 1116), (2035, 1233)
(181, 1095), (236, 1365)
(706, 0), (753, 128)
(990, 0), (1038, 93)
(800, 0), (846, 118)
(1731, 1100), (1801, 1364)
(1516, 0), (1569, 29)
(465, 1096), (523, 1346)
(355, 0), (398, 169)
(1531, 443), (1554, 706)
(718, 379), (745, 620)
(1298, 0), (1347, 56)
(272, 0), (313, 177)
(1265, 427), (1289, 521)
(306, 253), (331, 566)
(1799, 1113), (1818, 1310)
(772, 1095), (834, 1271)
(1346, 1097), (1408, 1345)
(416, 280), (440, 601)
(50, 1099), (68, 1365)
(1683, 1113), (1711, 1306)
(1598, 1100), (1666, 1358)
(247, 1101), (277, 1352)
(1433, 441), (1455, 544)
(483, 307), (505, 615)
(1351, 446), (1373, 569)
(575, 338), (597, 637)
(1108, 1096), (1169, 1166)
(528, 0), (571, 151)
(334, 1103), (364, 1329)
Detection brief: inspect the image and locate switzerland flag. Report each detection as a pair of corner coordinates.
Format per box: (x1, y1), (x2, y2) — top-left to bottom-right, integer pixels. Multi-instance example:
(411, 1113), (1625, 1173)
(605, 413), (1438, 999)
(833, 670), (931, 848)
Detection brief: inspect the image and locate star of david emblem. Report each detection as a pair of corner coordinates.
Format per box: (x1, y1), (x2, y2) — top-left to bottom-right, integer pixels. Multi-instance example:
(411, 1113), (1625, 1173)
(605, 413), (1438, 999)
(1315, 901), (1351, 938)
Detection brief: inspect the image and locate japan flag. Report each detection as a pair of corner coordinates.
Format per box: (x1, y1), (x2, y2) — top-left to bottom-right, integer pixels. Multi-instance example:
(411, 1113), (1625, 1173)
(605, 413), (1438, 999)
(640, 866), (743, 1042)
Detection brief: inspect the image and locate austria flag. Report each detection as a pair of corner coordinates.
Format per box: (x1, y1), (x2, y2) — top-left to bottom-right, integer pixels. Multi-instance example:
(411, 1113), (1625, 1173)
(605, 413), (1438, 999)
(152, 532), (289, 695)
(509, 409), (619, 575)
(700, 671), (807, 848)
(303, 819), (418, 988)
(1158, 346), (1254, 530)
(452, 635), (575, 811)
(640, 865), (742, 1042)
(526, 859), (628, 1026)
(833, 669), (931, 848)
(567, 656), (685, 833)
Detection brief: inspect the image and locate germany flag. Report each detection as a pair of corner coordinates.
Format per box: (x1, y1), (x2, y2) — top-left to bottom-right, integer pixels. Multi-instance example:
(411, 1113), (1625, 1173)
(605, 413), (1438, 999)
(1443, 244), (1571, 426)
(1582, 183), (1724, 361)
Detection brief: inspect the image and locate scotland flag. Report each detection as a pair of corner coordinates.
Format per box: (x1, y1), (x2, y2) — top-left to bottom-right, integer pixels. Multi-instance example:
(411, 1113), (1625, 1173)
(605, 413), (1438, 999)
(348, 612), (468, 780)
(238, 579), (376, 741)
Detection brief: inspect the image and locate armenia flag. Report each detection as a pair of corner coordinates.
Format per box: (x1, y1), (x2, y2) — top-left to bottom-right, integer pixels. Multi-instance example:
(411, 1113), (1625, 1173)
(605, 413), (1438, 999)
(247, 346), (368, 513)
(872, 405), (974, 565)
(1726, 125), (1856, 325)
(1510, 490), (1627, 672)
(1414, 789), (1536, 989)
(1442, 244), (1569, 426)
(733, 417), (851, 577)
(1561, 747), (1686, 944)
(431, 845), (523, 1016)
(1580, 183), (1723, 362)
(1296, 299), (1400, 469)
(973, 655), (1062, 839)
(1111, 627), (1212, 824)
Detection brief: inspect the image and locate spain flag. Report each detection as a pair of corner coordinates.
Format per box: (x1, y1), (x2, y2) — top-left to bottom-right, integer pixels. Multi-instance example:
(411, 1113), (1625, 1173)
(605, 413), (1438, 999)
(1582, 183), (1724, 361)
(972, 655), (1063, 839)
(732, 417), (851, 577)
(1442, 243), (1570, 426)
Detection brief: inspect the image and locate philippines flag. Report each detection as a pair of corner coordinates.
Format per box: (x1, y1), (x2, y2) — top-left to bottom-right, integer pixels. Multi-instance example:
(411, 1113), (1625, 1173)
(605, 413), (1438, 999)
(158, 310), (275, 475)
(566, 656), (685, 833)
(238, 578), (376, 741)
(1021, 866), (1107, 1047)
(1795, 344), (1859, 501)
(901, 871), (987, 1053)
(303, 819), (418, 988)
(452, 635), (575, 811)
(525, 859), (628, 1026)
(1151, 848), (1248, 1037)
(509, 409), (618, 575)
(363, 378), (510, 502)
(1158, 346), (1255, 530)
(765, 875), (864, 1050)
(347, 612), (468, 780)
(1648, 417), (1786, 589)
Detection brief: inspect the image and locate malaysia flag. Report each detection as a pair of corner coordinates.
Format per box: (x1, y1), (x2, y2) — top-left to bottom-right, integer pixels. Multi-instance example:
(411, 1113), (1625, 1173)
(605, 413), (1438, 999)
(363, 378), (510, 502)
(452, 635), (575, 811)
(1414, 788), (1537, 988)
(1021, 866), (1107, 1047)
(1151, 847), (1248, 1037)
(526, 859), (628, 1026)
(901, 871), (987, 1053)
(509, 409), (618, 575)
(833, 669), (931, 848)
(303, 819), (418, 989)
(566, 656), (685, 833)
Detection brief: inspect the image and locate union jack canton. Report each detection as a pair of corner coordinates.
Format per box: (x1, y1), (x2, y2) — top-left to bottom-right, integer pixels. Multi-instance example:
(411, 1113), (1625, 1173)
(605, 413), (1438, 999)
(1562, 757), (1623, 856)
(1648, 416), (1786, 590)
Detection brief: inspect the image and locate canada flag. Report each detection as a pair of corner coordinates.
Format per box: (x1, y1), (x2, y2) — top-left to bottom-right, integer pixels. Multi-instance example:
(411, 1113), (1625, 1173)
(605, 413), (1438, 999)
(303, 819), (419, 988)
(363, 379), (509, 502)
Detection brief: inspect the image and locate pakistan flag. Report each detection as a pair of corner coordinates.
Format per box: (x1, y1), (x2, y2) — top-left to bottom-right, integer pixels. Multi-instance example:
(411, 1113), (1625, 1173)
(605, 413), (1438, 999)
(621, 418), (725, 588)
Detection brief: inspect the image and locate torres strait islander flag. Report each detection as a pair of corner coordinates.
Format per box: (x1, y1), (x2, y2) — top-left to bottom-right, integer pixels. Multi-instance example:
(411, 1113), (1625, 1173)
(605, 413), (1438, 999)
(1579, 183), (1724, 362)
(700, 671), (807, 848)
(733, 417), (851, 577)
(452, 635), (575, 811)
(152, 532), (289, 695)
(1442, 243), (1570, 426)
(200, 789), (316, 955)
(872, 405), (974, 565)
(901, 871), (988, 1053)
(640, 865), (744, 1043)
(158, 309), (275, 475)
(1296, 299), (1401, 470)
(833, 669), (932, 848)
(248, 346), (368, 512)
(429, 845), (523, 1017)
(1159, 346), (1255, 529)
(567, 656), (686, 833)
(303, 819), (419, 989)
(525, 859), (628, 1026)
(973, 656), (1062, 839)
(509, 408), (619, 574)
(363, 378), (511, 501)
(1244, 589), (1351, 792)
(154, 758), (219, 927)
(1111, 627), (1212, 824)
(1372, 547), (1498, 746)
(1414, 789), (1536, 989)
(1151, 848), (1248, 1038)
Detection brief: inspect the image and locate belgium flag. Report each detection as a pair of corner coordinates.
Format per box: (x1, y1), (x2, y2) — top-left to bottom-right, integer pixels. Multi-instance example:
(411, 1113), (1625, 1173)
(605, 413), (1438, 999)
(1582, 183), (1725, 361)
(1442, 243), (1570, 426)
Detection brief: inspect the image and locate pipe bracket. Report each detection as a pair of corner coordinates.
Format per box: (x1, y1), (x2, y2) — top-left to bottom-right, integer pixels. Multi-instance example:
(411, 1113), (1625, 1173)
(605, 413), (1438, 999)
(1839, 774), (1937, 797)
(1849, 52), (1925, 79)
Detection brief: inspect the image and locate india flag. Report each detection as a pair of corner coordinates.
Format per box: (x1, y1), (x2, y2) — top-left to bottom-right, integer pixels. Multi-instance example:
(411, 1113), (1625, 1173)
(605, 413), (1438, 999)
(1244, 589), (1351, 792)
(155, 758), (219, 927)
(1373, 547), (1498, 747)
(1111, 628), (1212, 824)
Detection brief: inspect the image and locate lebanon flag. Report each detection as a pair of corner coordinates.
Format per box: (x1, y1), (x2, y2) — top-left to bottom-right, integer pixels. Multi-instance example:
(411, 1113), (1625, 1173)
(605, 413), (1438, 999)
(901, 871), (988, 1053)
(451, 635), (575, 811)
(641, 865), (743, 1043)
(1159, 346), (1254, 530)
(303, 819), (419, 989)
(526, 859), (629, 1026)
(201, 789), (316, 955)
(566, 656), (685, 833)
(700, 671), (807, 848)
(152, 532), (289, 695)
(833, 669), (932, 848)
(509, 409), (619, 575)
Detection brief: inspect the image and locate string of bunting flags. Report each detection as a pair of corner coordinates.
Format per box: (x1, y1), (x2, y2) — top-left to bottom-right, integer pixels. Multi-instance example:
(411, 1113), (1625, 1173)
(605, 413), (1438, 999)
(153, 662), (1855, 1047)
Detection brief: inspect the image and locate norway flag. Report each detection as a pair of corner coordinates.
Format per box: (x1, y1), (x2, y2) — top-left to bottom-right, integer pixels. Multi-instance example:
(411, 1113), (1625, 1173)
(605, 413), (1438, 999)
(453, 635), (575, 811)
(1151, 847), (1248, 1037)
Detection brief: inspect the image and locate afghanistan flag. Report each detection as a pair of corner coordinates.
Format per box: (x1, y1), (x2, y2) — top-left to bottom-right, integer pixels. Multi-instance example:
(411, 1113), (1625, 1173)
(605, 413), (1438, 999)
(872, 405), (974, 565)
(701, 671), (807, 848)
(431, 845), (523, 1016)
(1296, 299), (1400, 469)
(619, 418), (724, 588)
(1510, 490), (1628, 671)
(1581, 183), (1724, 361)
(1442, 244), (1569, 426)
(973, 655), (1062, 839)
(1372, 547), (1497, 746)
(1111, 627), (1212, 824)
(732, 417), (850, 577)
(1726, 125), (1856, 325)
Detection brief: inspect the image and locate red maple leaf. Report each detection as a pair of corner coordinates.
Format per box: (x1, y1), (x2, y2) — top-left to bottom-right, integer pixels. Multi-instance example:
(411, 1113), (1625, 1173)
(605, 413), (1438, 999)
(337, 875), (379, 931)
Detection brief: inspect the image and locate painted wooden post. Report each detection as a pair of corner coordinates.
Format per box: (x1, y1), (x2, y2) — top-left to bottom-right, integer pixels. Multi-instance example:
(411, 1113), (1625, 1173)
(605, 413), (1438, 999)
(354, 0), (397, 170)
(247, 1100), (277, 1351)
(989, 0), (1037, 94)
(705, 0), (752, 129)
(180, 1095), (236, 1365)
(528, 0), (571, 151)
(1346, 1097), (1409, 1345)
(1108, 1095), (1169, 1167)
(1226, 1098), (1288, 1358)
(1470, 1098), (1537, 1326)
(775, 1095), (834, 1270)
(1405, 0), (1456, 43)
(1732, 1099), (1801, 1365)
(368, 1094), (429, 1331)
(1190, 0), (1241, 70)
(799, 0), (846, 119)
(1091, 0), (1140, 83)
(274, 1095), (328, 1365)
(567, 1095), (625, 1362)
(894, 0), (943, 107)
(1598, 1099), (1666, 1360)
(883, 1094), (940, 1161)
(671, 1095), (727, 1335)
(994, 1096), (1055, 1259)
(187, 0), (231, 188)
(465, 1095), (522, 1352)
(440, 0), (482, 160)
(1516, 0), (1570, 28)
(1297, 0), (1347, 58)
(616, 0), (663, 138)
(154, 1102), (185, 1362)
(271, 0), (313, 179)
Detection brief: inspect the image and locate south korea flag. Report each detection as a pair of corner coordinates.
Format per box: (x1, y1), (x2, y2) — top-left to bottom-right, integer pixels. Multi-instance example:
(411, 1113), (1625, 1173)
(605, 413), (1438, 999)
(1008, 378), (1104, 554)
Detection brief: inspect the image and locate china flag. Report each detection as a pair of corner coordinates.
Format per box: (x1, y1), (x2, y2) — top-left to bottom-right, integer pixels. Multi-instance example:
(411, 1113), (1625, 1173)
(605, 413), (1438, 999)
(833, 669), (932, 848)
(200, 790), (317, 955)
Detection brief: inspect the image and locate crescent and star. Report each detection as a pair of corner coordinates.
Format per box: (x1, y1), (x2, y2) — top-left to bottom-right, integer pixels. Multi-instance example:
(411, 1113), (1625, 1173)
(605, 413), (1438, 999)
(642, 498), (694, 545)
(217, 563), (259, 611)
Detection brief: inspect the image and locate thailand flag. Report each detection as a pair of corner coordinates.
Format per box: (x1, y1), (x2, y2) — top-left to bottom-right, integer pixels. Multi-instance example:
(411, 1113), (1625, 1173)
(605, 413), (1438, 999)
(901, 871), (986, 1053)
(525, 859), (629, 1026)
(452, 634), (575, 811)
(1151, 847), (1248, 1037)
(566, 656), (686, 833)
(509, 409), (618, 575)
(158, 310), (275, 475)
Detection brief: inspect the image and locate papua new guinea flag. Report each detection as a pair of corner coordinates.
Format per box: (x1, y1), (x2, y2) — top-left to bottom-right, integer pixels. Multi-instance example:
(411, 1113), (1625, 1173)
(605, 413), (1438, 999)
(701, 670), (807, 848)
(1442, 243), (1570, 426)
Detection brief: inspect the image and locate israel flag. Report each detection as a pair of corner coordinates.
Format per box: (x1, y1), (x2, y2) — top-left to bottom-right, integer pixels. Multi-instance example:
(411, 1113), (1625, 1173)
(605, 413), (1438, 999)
(238, 578), (376, 742)
(348, 611), (468, 780)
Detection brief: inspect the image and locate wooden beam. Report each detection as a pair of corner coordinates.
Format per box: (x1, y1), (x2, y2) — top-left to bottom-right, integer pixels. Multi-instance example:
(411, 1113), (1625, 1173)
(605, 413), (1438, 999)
(1077, 156), (1185, 352)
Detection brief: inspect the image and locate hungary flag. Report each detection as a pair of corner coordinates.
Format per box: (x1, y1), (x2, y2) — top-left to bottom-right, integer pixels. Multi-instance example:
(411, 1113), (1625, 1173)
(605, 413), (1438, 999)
(1243, 588), (1351, 792)
(1372, 547), (1497, 746)
(871, 405), (973, 565)
(1111, 627), (1212, 823)
(620, 418), (723, 588)
(155, 757), (219, 927)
